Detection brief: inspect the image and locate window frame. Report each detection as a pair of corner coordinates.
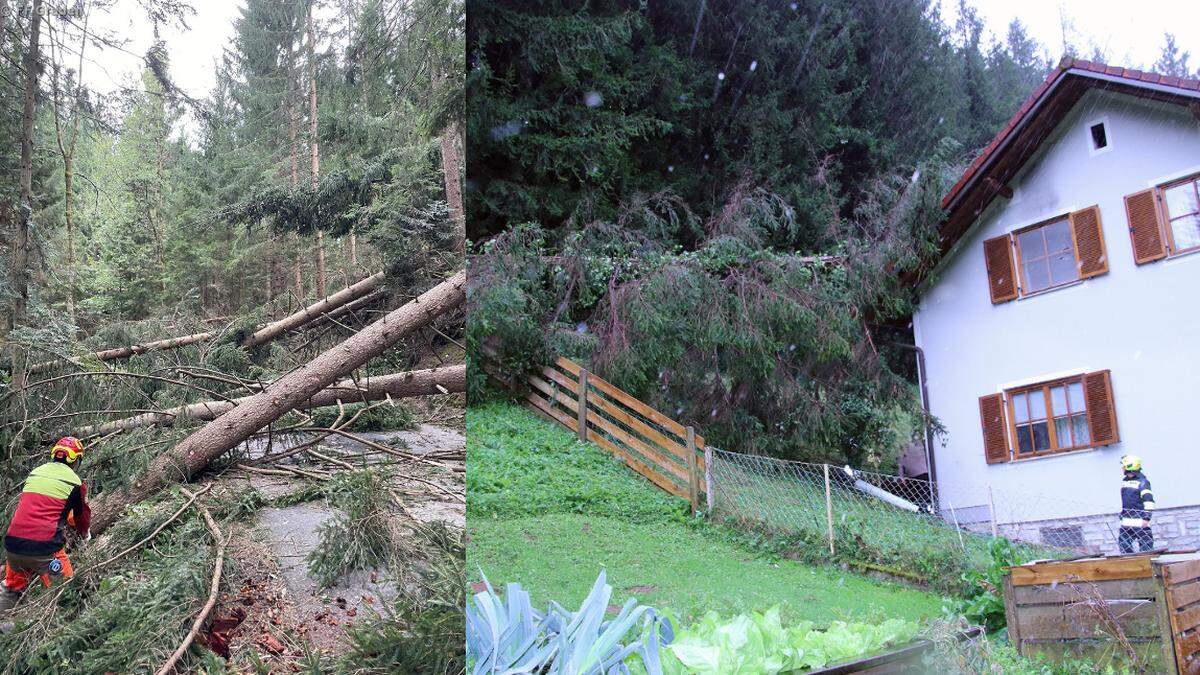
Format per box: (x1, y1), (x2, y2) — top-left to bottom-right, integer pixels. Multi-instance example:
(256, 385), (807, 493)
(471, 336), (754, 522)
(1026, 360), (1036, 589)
(1086, 117), (1113, 157)
(1005, 375), (1092, 460)
(1158, 172), (1200, 257)
(1011, 215), (1081, 297)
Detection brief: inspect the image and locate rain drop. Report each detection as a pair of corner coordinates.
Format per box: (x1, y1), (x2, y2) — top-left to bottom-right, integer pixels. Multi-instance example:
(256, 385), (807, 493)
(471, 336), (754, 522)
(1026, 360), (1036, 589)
(703, 153), (710, 160)
(749, 60), (758, 72)
(790, 2), (798, 8)
(717, 72), (726, 81)
(584, 91), (603, 108)
(576, 322), (589, 333)
(668, 165), (675, 172)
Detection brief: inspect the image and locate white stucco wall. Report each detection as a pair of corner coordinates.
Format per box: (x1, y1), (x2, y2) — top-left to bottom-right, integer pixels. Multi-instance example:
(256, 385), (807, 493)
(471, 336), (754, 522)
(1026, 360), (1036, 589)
(914, 89), (1200, 525)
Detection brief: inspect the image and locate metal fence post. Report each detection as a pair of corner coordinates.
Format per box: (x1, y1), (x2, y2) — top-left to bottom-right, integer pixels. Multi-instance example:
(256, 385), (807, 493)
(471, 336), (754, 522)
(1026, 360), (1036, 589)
(824, 463), (835, 556)
(704, 445), (714, 513)
(988, 486), (999, 537)
(576, 369), (589, 442)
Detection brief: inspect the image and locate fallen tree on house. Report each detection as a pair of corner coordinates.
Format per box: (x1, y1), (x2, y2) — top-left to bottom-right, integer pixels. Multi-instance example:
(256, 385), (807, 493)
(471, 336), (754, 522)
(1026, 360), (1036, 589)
(27, 271), (386, 374)
(78, 364), (466, 436)
(88, 269), (465, 535)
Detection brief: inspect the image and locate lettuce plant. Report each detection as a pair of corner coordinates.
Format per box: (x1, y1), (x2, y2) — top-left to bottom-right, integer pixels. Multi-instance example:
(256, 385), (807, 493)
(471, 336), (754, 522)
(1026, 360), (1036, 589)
(466, 569), (674, 674)
(631, 607), (919, 674)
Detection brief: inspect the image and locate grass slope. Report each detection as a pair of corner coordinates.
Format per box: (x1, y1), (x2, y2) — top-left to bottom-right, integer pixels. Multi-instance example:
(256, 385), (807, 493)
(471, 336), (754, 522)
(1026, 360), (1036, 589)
(467, 401), (946, 625)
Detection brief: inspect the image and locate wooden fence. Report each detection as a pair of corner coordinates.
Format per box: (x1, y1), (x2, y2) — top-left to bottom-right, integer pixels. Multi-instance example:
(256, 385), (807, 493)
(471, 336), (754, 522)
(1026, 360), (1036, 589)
(489, 355), (708, 512)
(1156, 553), (1200, 674)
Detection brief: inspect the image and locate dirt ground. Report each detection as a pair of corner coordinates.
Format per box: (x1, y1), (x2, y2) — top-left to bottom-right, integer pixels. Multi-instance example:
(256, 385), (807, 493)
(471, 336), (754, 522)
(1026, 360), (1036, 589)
(200, 422), (464, 669)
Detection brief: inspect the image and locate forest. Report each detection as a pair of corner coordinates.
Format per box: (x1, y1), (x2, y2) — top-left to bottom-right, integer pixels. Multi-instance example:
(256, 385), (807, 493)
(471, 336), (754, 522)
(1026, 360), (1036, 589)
(0, 0), (465, 672)
(466, 0), (1198, 466)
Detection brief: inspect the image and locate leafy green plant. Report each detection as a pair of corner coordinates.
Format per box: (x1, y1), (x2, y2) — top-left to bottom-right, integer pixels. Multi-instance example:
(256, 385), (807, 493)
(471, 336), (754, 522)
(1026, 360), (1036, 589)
(951, 537), (1022, 632)
(629, 606), (919, 674)
(466, 569), (673, 674)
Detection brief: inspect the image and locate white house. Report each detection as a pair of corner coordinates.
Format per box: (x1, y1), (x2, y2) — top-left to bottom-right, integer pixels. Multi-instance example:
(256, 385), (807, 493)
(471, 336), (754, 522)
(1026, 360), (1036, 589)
(913, 59), (1200, 552)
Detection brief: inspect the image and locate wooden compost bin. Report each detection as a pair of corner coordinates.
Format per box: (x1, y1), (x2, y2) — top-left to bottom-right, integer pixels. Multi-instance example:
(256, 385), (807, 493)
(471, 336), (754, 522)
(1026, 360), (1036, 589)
(1003, 551), (1200, 673)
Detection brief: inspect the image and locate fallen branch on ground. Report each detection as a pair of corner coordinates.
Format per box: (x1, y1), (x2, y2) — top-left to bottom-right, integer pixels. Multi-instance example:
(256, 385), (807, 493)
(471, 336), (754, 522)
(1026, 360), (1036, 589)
(154, 487), (225, 675)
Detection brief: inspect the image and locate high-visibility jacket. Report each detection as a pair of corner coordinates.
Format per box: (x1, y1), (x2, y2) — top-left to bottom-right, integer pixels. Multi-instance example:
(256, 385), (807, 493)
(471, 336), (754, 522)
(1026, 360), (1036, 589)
(4, 461), (90, 556)
(1120, 470), (1156, 528)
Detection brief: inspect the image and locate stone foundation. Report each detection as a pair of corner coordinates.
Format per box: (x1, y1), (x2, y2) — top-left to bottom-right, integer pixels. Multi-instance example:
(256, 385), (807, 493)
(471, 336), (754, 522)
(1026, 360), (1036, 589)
(996, 504), (1200, 554)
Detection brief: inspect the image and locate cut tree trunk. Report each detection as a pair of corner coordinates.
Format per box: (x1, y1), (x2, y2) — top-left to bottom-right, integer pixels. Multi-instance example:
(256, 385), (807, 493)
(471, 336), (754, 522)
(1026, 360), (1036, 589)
(78, 364), (465, 436)
(88, 270), (465, 534)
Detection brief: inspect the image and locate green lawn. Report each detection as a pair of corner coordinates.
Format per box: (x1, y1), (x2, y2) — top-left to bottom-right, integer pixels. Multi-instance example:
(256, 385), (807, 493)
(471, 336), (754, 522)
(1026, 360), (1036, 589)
(467, 401), (947, 626)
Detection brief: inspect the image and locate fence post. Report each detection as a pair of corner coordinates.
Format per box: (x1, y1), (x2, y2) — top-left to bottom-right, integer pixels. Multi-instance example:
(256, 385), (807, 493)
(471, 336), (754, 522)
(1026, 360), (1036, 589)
(704, 445), (713, 513)
(988, 487), (999, 537)
(686, 426), (699, 515)
(576, 369), (589, 442)
(824, 463), (835, 556)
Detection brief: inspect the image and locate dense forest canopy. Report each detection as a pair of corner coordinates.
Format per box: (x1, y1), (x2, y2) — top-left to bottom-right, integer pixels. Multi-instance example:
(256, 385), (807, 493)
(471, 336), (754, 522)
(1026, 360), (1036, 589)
(466, 0), (1195, 466)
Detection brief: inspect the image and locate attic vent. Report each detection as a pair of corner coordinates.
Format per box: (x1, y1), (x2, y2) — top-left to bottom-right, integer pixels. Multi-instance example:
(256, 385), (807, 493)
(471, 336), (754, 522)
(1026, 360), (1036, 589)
(1090, 122), (1108, 150)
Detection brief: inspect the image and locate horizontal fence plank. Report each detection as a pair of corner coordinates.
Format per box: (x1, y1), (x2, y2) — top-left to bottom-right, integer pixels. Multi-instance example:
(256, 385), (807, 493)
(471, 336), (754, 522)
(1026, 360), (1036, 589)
(1178, 631), (1200, 671)
(554, 356), (581, 376)
(587, 387), (689, 464)
(1014, 577), (1159, 606)
(1010, 557), (1154, 586)
(1173, 605), (1200, 635)
(541, 363), (580, 394)
(525, 390), (578, 433)
(586, 409), (690, 485)
(586, 371), (695, 443)
(1020, 639), (1165, 671)
(528, 374), (579, 412)
(590, 433), (688, 499)
(1016, 600), (1160, 640)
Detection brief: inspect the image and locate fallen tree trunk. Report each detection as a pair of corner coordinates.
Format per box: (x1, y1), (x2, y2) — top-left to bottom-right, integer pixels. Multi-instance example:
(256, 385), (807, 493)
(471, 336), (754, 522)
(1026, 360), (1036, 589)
(89, 270), (465, 535)
(27, 272), (385, 374)
(241, 271), (384, 348)
(78, 364), (466, 436)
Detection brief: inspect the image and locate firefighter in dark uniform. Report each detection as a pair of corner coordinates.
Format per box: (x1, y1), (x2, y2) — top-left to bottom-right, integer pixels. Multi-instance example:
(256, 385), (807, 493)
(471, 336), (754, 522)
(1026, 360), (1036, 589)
(1118, 454), (1156, 553)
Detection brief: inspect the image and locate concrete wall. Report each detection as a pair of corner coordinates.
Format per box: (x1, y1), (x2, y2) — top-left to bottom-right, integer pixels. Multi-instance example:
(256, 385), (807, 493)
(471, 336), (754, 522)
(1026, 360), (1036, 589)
(914, 89), (1200, 536)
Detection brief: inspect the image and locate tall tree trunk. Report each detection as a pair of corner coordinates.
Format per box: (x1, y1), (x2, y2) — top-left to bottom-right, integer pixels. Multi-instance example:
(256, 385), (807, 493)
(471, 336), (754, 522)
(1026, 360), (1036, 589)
(440, 120), (465, 251)
(10, 0), (44, 396)
(307, 2), (319, 189)
(89, 270), (467, 535)
(316, 230), (326, 296)
(287, 33), (303, 302)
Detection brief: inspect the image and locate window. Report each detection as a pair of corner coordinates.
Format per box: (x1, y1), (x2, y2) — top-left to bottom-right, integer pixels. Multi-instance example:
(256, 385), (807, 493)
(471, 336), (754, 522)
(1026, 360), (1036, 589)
(1013, 217), (1079, 294)
(982, 206), (1107, 304)
(1008, 377), (1090, 458)
(1089, 122), (1107, 151)
(1161, 175), (1200, 254)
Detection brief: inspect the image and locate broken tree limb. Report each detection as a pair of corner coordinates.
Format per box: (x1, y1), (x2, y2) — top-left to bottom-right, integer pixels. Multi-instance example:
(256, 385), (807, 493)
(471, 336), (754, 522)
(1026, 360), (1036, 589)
(77, 364), (466, 436)
(240, 271), (385, 348)
(89, 270), (466, 535)
(27, 272), (386, 374)
(154, 487), (224, 675)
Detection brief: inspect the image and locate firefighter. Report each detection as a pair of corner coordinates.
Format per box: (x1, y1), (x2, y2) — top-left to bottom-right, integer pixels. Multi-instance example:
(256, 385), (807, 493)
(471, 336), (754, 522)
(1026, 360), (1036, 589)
(0, 437), (91, 614)
(1118, 454), (1156, 554)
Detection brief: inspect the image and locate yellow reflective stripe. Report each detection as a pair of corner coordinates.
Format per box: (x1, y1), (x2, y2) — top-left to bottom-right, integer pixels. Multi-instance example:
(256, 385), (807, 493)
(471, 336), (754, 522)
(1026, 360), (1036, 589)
(1141, 489), (1153, 495)
(23, 463), (80, 499)
(1144, 502), (1156, 510)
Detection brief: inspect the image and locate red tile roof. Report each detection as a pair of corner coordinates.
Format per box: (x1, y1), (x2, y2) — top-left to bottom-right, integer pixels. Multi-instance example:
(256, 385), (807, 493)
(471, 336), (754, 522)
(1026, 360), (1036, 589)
(934, 58), (1200, 262)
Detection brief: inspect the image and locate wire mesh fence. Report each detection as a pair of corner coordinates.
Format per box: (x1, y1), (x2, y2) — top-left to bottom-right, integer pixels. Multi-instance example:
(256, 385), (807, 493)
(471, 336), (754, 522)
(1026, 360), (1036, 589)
(707, 449), (1128, 577)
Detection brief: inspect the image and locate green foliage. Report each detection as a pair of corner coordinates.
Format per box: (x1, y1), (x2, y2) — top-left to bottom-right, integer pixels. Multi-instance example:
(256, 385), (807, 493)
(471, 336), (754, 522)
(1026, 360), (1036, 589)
(950, 537), (1022, 632)
(629, 606), (919, 674)
(306, 401), (416, 432)
(306, 470), (398, 587)
(466, 569), (673, 675)
(466, 401), (685, 523)
(335, 525), (466, 674)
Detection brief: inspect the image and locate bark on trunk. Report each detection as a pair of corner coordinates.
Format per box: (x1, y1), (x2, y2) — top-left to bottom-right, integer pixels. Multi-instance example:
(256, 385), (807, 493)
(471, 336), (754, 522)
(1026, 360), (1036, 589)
(10, 0), (44, 393)
(79, 364), (465, 436)
(88, 270), (465, 534)
(241, 271), (383, 348)
(307, 3), (319, 189)
(439, 120), (465, 250)
(316, 230), (326, 297)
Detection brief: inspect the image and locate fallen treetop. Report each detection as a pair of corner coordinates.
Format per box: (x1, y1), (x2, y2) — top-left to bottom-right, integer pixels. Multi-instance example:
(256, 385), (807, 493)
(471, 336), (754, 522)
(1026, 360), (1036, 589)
(77, 363), (466, 436)
(88, 269), (466, 535)
(27, 271), (386, 374)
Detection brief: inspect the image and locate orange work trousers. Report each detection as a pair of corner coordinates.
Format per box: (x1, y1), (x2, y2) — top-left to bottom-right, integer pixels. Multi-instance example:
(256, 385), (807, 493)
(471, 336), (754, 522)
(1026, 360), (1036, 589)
(3, 549), (74, 593)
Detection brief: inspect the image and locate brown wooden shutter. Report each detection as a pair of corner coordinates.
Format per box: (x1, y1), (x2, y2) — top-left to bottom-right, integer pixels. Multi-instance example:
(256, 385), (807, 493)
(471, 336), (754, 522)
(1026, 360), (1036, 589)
(983, 235), (1018, 303)
(1083, 370), (1119, 446)
(1125, 189), (1167, 264)
(979, 393), (1011, 464)
(1069, 205), (1108, 278)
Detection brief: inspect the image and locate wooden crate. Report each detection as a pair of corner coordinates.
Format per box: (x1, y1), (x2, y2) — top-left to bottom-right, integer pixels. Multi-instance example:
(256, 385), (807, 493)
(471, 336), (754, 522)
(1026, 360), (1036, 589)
(1003, 551), (1200, 673)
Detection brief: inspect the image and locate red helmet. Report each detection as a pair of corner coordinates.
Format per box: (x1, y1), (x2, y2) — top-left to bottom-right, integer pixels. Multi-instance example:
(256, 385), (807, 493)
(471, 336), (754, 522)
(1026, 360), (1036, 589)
(51, 437), (85, 464)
